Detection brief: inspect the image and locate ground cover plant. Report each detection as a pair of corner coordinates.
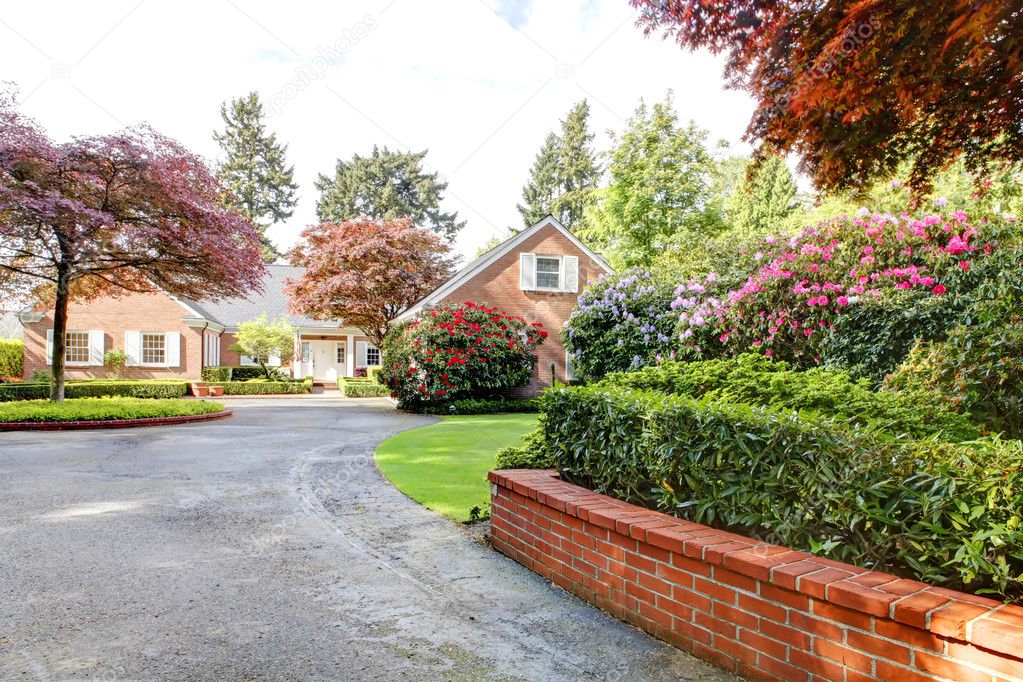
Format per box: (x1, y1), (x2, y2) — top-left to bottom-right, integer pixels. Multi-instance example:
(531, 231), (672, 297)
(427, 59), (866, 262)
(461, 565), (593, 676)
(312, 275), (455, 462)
(0, 396), (225, 423)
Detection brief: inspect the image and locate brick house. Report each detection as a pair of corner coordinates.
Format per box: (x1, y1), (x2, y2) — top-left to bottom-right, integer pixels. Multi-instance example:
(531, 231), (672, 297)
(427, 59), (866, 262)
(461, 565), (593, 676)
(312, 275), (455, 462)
(17, 216), (611, 391)
(396, 215), (612, 391)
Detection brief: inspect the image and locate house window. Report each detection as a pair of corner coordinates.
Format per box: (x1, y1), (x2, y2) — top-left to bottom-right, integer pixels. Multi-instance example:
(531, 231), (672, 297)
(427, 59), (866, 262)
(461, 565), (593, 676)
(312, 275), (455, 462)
(65, 331), (91, 365)
(366, 345), (381, 366)
(301, 343), (311, 363)
(141, 333), (166, 365)
(336, 343), (346, 364)
(535, 256), (561, 289)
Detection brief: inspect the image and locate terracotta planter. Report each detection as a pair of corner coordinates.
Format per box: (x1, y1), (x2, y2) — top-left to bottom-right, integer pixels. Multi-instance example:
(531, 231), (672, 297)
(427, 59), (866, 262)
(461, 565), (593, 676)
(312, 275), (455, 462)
(208, 385), (224, 397)
(190, 381), (209, 397)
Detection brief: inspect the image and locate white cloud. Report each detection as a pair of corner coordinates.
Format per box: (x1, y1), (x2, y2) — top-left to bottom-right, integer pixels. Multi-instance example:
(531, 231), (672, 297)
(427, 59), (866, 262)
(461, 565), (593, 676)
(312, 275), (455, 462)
(1, 0), (756, 261)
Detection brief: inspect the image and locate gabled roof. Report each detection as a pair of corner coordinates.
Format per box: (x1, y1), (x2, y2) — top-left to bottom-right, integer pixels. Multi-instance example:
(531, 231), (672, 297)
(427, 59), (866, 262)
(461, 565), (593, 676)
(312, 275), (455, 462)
(181, 264), (341, 330)
(397, 215), (612, 322)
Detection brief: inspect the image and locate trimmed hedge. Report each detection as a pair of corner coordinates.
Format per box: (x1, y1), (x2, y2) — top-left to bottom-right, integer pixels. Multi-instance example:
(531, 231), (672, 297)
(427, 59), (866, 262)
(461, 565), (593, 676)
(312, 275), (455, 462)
(541, 385), (1023, 601)
(414, 398), (539, 415)
(338, 377), (390, 398)
(0, 380), (187, 402)
(366, 365), (384, 384)
(602, 354), (979, 442)
(494, 427), (554, 470)
(0, 340), (22, 377)
(0, 396), (224, 423)
(201, 366), (286, 382)
(207, 378), (312, 395)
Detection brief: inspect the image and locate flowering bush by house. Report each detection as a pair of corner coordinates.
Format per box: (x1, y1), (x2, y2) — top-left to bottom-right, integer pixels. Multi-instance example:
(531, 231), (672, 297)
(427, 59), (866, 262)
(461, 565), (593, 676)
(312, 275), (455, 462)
(562, 268), (677, 380)
(673, 208), (1006, 367)
(382, 301), (547, 408)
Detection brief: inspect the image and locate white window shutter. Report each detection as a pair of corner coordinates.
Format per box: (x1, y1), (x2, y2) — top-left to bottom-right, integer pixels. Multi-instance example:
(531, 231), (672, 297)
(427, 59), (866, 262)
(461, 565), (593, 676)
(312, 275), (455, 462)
(45, 329), (54, 366)
(565, 350), (577, 381)
(88, 330), (104, 366)
(519, 253), (536, 291)
(356, 341), (367, 367)
(165, 332), (180, 368)
(563, 255), (579, 293)
(125, 332), (141, 366)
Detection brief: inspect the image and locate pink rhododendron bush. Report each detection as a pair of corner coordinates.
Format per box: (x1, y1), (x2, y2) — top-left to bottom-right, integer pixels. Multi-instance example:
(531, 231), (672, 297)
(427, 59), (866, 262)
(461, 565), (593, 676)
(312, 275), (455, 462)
(674, 207), (1011, 367)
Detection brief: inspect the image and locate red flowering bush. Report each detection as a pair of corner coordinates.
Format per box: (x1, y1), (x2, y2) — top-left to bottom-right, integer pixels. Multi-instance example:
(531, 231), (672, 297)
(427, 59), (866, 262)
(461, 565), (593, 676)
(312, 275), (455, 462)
(382, 301), (547, 408)
(676, 208), (1001, 366)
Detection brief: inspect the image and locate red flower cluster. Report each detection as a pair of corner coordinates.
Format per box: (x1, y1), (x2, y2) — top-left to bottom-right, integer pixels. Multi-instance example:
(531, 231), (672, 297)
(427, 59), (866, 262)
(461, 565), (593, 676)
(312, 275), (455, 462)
(381, 301), (547, 407)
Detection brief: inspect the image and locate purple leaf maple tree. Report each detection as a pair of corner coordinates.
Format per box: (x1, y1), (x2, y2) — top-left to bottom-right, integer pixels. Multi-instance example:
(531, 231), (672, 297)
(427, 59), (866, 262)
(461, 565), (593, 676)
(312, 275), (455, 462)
(0, 89), (266, 400)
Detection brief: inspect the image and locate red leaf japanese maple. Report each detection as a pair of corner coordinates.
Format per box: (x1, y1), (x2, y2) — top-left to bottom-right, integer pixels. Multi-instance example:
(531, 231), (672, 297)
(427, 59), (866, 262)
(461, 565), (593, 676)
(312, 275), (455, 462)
(631, 0), (1023, 195)
(0, 89), (266, 400)
(285, 217), (455, 347)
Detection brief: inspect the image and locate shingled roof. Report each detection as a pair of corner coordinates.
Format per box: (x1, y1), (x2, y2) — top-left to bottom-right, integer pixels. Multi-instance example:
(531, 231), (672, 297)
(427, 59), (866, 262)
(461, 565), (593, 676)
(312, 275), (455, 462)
(182, 264), (341, 329)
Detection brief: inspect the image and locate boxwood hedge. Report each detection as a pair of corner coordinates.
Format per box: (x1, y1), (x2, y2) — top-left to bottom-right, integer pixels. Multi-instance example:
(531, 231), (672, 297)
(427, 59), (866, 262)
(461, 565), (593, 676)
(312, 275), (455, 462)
(0, 397), (224, 423)
(338, 378), (390, 398)
(0, 380), (187, 401)
(601, 354), (979, 442)
(541, 385), (1023, 601)
(206, 378), (313, 395)
(0, 340), (22, 377)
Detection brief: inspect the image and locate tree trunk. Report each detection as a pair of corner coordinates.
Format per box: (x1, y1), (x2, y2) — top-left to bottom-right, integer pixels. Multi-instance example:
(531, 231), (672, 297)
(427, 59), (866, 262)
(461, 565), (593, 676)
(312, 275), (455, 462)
(50, 266), (70, 402)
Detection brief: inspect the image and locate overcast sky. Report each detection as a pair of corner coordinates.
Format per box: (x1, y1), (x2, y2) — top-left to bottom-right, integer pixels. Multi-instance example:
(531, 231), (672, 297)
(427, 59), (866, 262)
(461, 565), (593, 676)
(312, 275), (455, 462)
(1, 0), (756, 262)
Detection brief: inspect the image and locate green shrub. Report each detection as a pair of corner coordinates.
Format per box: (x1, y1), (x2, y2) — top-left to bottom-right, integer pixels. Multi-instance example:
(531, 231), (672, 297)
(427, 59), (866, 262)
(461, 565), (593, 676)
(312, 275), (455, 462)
(886, 301), (1023, 438)
(541, 385), (1023, 600)
(563, 267), (680, 380)
(382, 301), (546, 408)
(0, 380), (187, 401)
(338, 378), (390, 398)
(602, 354), (979, 442)
(207, 378), (312, 395)
(0, 396), (224, 423)
(201, 366), (233, 382)
(366, 365), (385, 385)
(201, 366), (287, 382)
(414, 398), (539, 415)
(494, 427), (554, 469)
(0, 340), (23, 377)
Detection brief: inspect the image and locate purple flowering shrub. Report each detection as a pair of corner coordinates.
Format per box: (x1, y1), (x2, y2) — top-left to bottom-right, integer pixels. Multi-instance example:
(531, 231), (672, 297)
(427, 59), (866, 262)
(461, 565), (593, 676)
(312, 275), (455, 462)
(563, 268), (678, 380)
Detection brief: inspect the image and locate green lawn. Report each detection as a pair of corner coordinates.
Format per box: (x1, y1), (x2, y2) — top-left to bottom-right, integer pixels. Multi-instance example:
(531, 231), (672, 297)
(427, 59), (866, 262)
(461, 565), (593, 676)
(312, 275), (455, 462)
(375, 413), (538, 522)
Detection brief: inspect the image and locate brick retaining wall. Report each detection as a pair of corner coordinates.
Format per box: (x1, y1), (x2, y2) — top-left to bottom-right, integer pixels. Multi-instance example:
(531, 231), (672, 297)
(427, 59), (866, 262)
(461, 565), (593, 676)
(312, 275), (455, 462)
(489, 469), (1023, 682)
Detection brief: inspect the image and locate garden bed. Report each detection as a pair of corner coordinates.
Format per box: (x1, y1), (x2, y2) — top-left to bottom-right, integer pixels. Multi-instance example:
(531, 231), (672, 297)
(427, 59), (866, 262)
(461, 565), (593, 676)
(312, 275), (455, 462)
(0, 397), (229, 430)
(491, 469), (1023, 682)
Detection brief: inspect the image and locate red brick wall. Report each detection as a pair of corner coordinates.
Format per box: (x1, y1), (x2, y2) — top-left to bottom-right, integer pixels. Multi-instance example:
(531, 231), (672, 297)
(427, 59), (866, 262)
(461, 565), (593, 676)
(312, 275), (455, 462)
(23, 292), (203, 380)
(439, 225), (607, 394)
(490, 469), (1023, 682)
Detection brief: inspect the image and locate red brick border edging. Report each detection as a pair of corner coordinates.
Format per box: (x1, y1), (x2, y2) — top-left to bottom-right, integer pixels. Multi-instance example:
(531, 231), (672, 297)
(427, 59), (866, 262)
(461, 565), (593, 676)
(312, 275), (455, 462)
(0, 408), (233, 431)
(490, 468), (1023, 682)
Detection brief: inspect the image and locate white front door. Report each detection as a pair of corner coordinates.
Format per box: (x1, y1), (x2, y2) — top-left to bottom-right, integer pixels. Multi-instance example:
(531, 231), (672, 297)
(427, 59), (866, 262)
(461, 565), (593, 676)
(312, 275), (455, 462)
(307, 340), (345, 381)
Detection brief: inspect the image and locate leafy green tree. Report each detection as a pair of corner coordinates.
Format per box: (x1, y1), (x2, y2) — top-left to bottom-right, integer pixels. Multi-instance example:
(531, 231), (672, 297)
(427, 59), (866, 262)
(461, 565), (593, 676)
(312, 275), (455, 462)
(579, 92), (719, 268)
(517, 100), (600, 228)
(229, 314), (297, 380)
(729, 153), (798, 236)
(213, 92), (298, 262)
(315, 146), (464, 240)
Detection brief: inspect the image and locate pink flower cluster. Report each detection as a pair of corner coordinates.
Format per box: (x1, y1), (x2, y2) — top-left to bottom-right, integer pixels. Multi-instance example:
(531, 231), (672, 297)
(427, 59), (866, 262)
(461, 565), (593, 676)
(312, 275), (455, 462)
(673, 209), (989, 364)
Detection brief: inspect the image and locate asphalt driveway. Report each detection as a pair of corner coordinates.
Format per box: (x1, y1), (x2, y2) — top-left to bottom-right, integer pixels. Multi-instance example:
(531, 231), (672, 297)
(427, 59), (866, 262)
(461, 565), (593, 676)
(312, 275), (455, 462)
(0, 399), (732, 681)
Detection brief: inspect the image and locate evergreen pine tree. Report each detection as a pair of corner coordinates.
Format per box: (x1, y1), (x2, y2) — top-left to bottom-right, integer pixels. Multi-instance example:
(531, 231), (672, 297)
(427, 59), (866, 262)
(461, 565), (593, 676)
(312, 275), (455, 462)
(730, 154), (798, 236)
(517, 100), (600, 229)
(315, 146), (464, 240)
(213, 92), (298, 262)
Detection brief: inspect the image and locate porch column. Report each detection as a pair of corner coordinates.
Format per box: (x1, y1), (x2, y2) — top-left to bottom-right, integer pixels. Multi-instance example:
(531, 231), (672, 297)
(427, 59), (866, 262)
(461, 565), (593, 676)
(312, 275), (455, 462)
(345, 333), (355, 378)
(293, 331), (302, 378)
